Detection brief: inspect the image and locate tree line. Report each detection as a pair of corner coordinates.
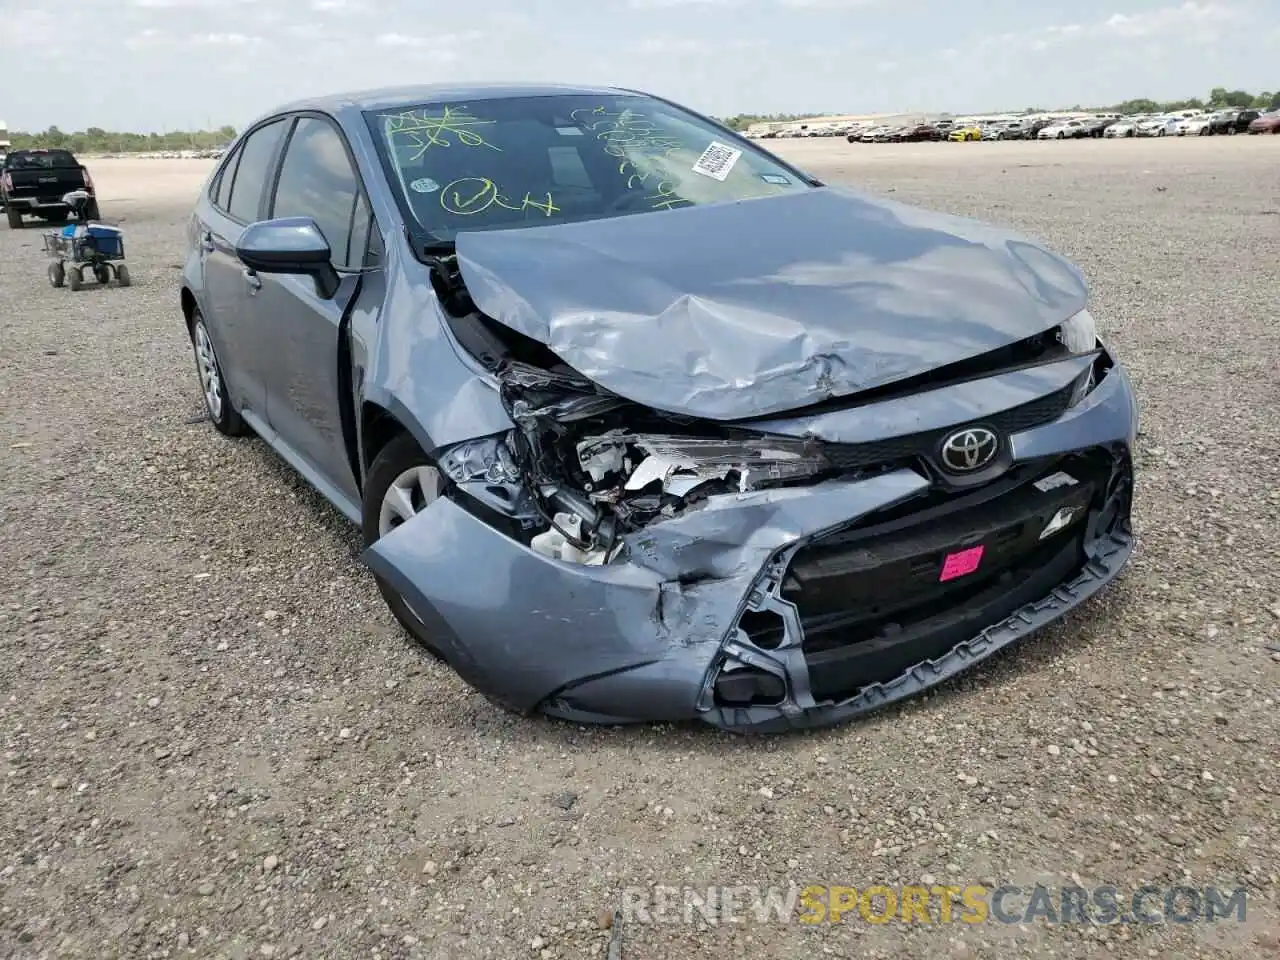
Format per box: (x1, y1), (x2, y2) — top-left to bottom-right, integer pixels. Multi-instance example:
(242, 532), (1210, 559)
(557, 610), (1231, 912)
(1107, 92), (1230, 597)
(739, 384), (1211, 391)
(2, 126), (239, 154)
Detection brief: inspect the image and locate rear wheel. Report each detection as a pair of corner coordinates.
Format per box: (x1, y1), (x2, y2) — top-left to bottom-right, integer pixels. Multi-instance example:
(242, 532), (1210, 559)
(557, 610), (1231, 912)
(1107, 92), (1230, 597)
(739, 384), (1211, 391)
(361, 432), (447, 659)
(6, 206), (21, 229)
(116, 264), (131, 287)
(190, 311), (247, 436)
(48, 262), (65, 288)
(83, 200), (100, 221)
(93, 265), (110, 285)
(67, 269), (82, 291)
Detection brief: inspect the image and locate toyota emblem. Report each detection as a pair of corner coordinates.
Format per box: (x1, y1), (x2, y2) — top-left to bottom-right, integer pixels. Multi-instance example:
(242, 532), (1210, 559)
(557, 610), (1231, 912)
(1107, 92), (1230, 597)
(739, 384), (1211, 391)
(939, 427), (999, 473)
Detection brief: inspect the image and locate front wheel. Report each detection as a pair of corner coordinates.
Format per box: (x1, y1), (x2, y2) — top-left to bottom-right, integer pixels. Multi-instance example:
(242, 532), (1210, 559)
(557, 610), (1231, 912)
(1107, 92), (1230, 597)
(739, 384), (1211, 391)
(190, 311), (247, 436)
(48, 262), (65, 288)
(116, 264), (131, 287)
(67, 269), (82, 291)
(362, 432), (448, 659)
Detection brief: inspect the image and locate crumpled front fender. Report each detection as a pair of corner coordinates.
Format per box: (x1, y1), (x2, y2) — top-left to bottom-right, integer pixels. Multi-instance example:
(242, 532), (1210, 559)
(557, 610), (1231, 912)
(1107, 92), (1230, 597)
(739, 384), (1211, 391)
(362, 470), (929, 718)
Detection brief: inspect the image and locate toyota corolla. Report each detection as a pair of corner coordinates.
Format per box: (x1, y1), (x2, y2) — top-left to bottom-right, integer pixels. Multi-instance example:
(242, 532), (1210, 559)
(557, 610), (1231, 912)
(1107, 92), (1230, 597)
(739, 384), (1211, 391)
(180, 84), (1137, 732)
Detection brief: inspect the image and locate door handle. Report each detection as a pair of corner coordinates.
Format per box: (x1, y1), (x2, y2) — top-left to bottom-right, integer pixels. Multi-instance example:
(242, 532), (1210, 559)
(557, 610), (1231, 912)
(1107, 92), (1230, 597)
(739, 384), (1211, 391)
(201, 231), (216, 253)
(243, 268), (262, 291)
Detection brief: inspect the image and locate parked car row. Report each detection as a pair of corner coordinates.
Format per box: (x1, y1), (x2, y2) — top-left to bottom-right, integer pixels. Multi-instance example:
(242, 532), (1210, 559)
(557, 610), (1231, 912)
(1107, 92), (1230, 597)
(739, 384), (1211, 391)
(844, 108), (1280, 144)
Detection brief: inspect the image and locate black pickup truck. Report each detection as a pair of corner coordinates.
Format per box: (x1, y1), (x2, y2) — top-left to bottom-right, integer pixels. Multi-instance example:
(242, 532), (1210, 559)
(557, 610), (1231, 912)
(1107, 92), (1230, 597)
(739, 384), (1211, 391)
(1, 148), (99, 228)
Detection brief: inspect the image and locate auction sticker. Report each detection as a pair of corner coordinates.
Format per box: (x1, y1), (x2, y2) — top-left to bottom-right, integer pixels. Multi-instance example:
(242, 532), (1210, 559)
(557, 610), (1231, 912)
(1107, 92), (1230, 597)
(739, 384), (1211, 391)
(409, 177), (440, 194)
(691, 141), (742, 181)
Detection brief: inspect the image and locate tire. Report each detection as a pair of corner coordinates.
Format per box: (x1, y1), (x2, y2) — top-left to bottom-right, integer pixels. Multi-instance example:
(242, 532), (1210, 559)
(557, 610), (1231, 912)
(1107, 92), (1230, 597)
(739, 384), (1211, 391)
(361, 432), (448, 659)
(83, 200), (100, 221)
(67, 269), (82, 291)
(93, 265), (110, 285)
(48, 262), (65, 288)
(189, 310), (248, 436)
(6, 206), (21, 229)
(116, 264), (131, 287)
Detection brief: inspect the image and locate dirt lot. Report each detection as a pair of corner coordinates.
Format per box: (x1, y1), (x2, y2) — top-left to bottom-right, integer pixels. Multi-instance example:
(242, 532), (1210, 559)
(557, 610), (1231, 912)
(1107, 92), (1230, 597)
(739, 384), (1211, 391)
(1, 137), (1278, 960)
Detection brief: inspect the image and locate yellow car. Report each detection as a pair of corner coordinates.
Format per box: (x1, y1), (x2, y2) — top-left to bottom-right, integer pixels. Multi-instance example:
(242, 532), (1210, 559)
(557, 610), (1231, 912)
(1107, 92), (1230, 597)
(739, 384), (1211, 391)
(948, 125), (983, 142)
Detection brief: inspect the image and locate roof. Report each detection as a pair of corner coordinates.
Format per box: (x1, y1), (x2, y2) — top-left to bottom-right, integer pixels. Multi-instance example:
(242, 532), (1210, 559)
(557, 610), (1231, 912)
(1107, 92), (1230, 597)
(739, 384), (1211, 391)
(271, 82), (637, 117)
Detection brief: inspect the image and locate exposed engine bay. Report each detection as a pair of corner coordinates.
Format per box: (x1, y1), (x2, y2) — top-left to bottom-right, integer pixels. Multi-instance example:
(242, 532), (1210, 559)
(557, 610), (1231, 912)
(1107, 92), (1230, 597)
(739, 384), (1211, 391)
(429, 253), (836, 564)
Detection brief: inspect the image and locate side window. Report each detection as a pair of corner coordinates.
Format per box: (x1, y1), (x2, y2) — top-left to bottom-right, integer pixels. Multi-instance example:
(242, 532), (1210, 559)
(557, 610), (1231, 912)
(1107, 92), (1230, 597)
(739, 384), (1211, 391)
(270, 117), (365, 271)
(226, 119), (289, 223)
(210, 144), (242, 210)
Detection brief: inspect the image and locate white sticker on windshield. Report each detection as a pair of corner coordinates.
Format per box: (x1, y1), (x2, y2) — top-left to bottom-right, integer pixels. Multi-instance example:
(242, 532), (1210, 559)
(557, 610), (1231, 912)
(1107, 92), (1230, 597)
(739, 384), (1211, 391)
(691, 141), (742, 182)
(409, 177), (440, 194)
(760, 173), (791, 185)
(556, 126), (584, 136)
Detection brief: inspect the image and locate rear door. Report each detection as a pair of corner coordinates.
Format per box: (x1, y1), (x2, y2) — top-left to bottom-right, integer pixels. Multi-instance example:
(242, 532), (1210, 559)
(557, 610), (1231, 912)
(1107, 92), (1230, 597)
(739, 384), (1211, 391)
(197, 118), (291, 420)
(250, 114), (376, 505)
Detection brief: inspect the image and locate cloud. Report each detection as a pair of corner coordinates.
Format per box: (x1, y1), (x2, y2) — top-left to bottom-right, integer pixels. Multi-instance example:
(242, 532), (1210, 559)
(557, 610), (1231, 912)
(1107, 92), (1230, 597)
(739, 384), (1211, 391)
(994, 2), (1246, 53)
(628, 0), (738, 6)
(198, 32), (263, 44)
(637, 37), (714, 53)
(1101, 1), (1240, 37)
(372, 30), (481, 59)
(779, 0), (881, 7)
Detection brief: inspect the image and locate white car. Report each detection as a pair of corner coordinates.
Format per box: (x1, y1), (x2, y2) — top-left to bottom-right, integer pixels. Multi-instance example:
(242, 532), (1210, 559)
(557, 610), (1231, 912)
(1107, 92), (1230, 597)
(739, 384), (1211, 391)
(1176, 115), (1212, 136)
(1104, 120), (1140, 138)
(1138, 117), (1181, 137)
(1038, 119), (1086, 139)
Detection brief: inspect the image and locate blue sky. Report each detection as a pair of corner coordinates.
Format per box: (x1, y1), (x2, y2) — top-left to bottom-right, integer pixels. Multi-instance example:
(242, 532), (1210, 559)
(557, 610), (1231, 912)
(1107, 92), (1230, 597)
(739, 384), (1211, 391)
(2, 0), (1277, 131)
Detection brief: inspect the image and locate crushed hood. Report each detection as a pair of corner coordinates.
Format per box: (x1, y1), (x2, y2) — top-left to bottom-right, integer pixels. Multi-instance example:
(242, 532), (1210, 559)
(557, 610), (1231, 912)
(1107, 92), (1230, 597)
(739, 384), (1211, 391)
(455, 186), (1088, 421)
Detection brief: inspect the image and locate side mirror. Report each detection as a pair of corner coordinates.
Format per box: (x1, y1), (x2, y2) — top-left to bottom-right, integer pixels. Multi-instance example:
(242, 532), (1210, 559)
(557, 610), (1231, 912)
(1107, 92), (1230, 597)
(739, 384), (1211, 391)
(236, 217), (340, 299)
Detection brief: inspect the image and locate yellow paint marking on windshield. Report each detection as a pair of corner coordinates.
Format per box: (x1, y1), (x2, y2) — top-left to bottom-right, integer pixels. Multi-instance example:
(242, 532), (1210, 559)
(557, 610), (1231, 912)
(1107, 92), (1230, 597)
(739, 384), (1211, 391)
(646, 180), (693, 211)
(384, 105), (501, 161)
(439, 177), (559, 217)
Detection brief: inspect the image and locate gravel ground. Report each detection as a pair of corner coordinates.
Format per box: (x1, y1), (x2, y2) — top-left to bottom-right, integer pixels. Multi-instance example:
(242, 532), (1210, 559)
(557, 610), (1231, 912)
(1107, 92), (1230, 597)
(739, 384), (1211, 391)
(1, 138), (1277, 960)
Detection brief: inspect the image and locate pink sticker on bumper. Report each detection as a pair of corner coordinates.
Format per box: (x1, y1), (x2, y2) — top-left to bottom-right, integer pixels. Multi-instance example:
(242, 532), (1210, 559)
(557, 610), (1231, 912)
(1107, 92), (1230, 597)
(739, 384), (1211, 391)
(939, 545), (985, 582)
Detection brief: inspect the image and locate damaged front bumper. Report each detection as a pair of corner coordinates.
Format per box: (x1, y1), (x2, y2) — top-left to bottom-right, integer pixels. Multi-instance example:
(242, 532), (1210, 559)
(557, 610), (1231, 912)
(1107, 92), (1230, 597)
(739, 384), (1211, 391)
(363, 361), (1138, 733)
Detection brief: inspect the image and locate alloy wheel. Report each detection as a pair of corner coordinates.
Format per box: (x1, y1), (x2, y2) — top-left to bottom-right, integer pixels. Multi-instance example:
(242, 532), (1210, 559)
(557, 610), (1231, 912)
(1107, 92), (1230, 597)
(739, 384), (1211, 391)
(378, 465), (442, 538)
(193, 321), (223, 421)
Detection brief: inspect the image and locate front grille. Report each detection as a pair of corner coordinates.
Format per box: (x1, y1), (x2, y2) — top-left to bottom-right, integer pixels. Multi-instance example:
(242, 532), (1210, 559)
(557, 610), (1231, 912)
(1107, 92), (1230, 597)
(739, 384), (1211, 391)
(823, 379), (1076, 472)
(742, 452), (1118, 699)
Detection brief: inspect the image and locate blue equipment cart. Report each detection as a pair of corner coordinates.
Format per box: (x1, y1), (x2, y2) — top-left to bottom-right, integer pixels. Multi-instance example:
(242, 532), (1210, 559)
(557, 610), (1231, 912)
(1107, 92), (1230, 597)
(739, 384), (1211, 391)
(42, 191), (131, 290)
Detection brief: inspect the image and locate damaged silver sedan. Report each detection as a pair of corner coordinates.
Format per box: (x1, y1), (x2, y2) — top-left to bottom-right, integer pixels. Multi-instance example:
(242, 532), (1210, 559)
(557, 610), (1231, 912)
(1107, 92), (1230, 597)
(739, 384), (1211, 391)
(180, 84), (1137, 732)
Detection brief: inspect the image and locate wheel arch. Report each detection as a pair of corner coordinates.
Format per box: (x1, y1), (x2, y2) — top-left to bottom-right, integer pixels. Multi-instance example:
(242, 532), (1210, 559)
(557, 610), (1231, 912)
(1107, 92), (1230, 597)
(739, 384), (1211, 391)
(180, 286), (198, 333)
(360, 402), (413, 479)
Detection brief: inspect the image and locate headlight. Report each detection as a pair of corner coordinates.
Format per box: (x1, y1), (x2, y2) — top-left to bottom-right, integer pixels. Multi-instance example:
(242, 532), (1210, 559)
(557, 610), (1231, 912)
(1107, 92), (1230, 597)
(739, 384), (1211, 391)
(1058, 308), (1098, 354)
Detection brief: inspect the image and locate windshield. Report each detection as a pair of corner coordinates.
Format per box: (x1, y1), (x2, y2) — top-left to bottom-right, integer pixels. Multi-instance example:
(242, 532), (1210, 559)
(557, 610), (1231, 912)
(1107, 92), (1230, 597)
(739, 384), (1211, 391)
(366, 93), (811, 242)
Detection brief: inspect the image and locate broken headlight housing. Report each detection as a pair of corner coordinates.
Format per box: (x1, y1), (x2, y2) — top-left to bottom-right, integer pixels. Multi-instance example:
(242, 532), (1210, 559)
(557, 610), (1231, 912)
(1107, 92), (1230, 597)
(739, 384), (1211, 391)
(528, 433), (832, 565)
(1058, 309), (1102, 406)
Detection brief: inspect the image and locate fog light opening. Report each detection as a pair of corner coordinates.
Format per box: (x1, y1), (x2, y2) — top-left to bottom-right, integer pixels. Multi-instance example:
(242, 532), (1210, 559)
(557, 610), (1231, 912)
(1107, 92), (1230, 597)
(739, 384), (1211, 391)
(713, 664), (786, 706)
(739, 609), (787, 650)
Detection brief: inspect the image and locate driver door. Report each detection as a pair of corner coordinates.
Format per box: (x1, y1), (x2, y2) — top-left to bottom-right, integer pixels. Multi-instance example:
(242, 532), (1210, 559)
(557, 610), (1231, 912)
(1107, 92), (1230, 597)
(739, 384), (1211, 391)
(247, 114), (376, 508)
